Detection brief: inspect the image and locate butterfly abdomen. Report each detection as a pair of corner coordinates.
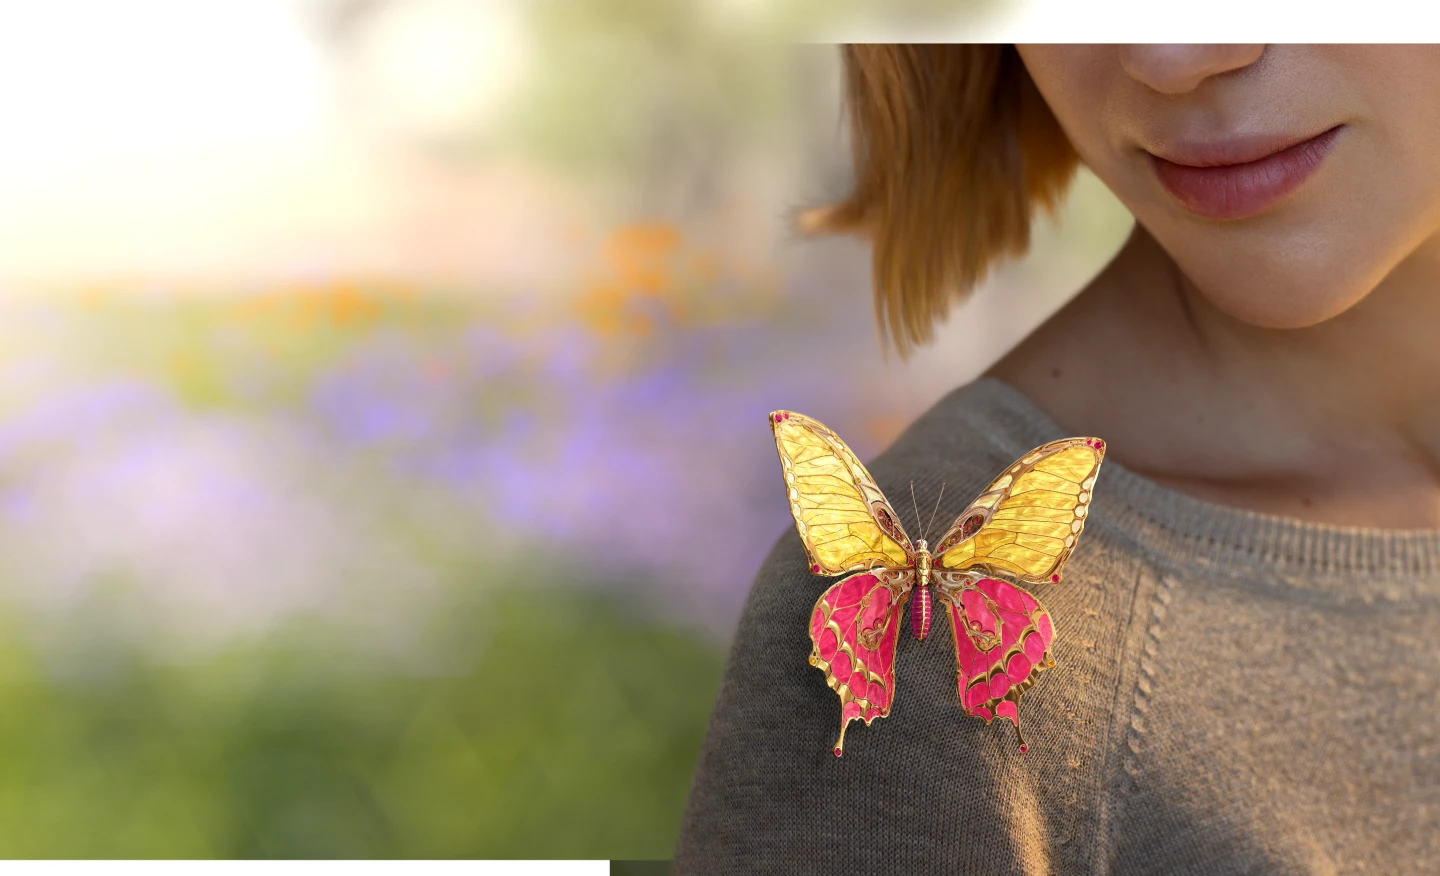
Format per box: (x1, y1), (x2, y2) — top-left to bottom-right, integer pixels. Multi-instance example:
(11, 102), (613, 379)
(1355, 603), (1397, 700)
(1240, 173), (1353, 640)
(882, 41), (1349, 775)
(911, 585), (932, 641)
(911, 540), (934, 640)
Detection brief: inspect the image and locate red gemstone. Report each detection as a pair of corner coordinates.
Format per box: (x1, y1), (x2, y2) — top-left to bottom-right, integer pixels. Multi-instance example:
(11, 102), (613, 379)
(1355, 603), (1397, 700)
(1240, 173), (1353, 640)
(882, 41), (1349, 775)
(811, 564), (821, 573)
(1095, 440), (1103, 449)
(1019, 744), (1029, 753)
(1051, 574), (1060, 583)
(833, 748), (843, 757)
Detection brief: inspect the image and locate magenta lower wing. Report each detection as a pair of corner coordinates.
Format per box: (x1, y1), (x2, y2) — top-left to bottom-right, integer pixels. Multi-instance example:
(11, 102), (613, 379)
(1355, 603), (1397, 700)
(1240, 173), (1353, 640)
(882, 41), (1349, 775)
(943, 577), (1056, 752)
(808, 571), (907, 757)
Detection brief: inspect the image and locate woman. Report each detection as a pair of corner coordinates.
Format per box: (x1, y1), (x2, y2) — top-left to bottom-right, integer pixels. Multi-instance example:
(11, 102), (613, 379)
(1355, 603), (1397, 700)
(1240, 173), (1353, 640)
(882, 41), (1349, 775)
(672, 45), (1439, 874)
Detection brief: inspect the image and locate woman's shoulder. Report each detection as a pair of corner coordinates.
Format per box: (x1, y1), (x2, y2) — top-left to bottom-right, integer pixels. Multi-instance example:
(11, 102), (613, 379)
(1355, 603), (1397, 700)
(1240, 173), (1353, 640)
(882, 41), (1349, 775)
(880, 376), (1062, 469)
(671, 378), (1150, 875)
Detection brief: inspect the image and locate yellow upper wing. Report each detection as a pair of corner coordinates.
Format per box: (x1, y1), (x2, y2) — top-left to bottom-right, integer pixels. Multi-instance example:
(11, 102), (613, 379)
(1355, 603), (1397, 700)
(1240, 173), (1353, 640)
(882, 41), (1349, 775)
(934, 438), (1105, 585)
(770, 410), (912, 575)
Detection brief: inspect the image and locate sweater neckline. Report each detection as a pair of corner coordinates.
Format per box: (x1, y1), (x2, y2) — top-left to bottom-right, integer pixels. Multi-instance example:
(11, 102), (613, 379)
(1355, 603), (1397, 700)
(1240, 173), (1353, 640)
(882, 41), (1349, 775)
(942, 377), (1440, 601)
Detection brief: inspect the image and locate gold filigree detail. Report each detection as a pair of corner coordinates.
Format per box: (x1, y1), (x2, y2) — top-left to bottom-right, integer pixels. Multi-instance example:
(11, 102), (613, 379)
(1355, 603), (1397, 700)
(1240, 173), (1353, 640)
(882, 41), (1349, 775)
(935, 439), (1105, 584)
(771, 411), (913, 574)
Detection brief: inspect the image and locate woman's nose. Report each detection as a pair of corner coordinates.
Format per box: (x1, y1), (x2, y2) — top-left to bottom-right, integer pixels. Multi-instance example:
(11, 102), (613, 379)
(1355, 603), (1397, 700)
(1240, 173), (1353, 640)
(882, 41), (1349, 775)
(1118, 45), (1266, 95)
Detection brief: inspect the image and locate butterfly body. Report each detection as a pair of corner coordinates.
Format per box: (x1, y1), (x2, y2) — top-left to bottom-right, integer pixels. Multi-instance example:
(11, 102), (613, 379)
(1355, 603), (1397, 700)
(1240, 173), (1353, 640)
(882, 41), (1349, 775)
(909, 540), (933, 640)
(771, 409), (1104, 756)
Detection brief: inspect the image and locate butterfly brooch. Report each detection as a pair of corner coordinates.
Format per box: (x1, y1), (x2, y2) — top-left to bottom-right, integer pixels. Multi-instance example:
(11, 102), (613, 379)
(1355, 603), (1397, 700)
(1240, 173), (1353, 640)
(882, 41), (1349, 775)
(769, 410), (1105, 756)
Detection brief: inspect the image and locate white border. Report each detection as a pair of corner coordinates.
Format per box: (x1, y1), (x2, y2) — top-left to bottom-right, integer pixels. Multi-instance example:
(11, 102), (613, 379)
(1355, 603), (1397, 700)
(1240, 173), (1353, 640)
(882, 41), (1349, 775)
(809, 0), (1440, 42)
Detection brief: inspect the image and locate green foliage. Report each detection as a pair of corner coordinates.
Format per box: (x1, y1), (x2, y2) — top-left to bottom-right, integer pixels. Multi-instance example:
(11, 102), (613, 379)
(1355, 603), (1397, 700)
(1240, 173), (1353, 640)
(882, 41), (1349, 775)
(510, 0), (788, 175)
(0, 587), (724, 858)
(504, 0), (1005, 178)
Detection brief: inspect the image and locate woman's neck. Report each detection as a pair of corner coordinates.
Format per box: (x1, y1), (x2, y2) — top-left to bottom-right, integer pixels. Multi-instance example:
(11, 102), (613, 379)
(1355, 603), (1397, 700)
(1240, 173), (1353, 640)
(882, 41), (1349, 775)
(988, 223), (1440, 528)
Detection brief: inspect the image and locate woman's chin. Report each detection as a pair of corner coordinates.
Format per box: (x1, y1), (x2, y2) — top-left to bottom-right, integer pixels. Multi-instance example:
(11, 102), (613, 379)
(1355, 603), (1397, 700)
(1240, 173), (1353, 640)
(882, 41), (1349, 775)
(1204, 290), (1365, 329)
(1178, 259), (1380, 330)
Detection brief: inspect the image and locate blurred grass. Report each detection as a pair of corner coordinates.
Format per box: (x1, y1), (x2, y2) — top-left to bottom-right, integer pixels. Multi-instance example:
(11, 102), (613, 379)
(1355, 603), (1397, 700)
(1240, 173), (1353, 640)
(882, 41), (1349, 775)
(0, 583), (723, 857)
(0, 291), (736, 857)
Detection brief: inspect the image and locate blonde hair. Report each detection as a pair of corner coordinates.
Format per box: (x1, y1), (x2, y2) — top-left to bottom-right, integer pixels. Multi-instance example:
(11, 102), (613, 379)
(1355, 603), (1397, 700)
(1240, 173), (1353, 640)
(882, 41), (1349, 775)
(803, 45), (1081, 355)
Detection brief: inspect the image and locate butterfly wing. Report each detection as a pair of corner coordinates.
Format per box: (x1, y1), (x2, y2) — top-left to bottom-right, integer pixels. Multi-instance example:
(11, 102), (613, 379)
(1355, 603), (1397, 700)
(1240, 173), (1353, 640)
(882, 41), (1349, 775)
(808, 568), (913, 756)
(932, 438), (1104, 750)
(935, 572), (1056, 751)
(933, 438), (1105, 585)
(770, 410), (914, 574)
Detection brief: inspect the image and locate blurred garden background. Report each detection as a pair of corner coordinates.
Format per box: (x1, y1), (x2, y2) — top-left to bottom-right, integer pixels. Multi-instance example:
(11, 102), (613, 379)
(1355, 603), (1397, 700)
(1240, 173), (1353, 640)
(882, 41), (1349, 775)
(0, 0), (1133, 859)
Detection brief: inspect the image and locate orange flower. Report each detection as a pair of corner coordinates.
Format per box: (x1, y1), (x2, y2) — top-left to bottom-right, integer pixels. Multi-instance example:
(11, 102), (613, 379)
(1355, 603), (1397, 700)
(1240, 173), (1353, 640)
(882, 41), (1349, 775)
(605, 222), (681, 299)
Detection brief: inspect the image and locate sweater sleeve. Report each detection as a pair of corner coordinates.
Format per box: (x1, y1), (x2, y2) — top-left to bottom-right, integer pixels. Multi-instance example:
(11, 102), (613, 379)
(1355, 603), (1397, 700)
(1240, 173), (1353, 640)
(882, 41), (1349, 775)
(670, 527), (1103, 876)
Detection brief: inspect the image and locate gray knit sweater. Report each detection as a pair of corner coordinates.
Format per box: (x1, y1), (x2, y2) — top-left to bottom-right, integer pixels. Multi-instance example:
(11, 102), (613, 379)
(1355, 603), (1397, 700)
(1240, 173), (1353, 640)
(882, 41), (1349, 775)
(672, 377), (1439, 875)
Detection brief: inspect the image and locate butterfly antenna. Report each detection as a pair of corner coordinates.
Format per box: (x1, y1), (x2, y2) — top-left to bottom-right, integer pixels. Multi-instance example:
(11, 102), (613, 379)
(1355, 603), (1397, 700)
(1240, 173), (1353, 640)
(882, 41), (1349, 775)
(909, 481), (923, 539)
(923, 482), (947, 541)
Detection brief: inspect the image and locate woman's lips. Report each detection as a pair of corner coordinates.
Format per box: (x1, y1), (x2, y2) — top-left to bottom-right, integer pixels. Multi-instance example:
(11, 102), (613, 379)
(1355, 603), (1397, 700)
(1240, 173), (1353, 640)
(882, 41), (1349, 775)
(1148, 125), (1345, 220)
